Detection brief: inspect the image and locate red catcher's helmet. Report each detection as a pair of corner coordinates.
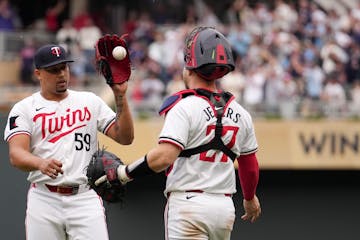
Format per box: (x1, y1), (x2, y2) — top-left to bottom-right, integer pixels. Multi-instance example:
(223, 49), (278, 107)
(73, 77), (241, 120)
(184, 27), (235, 80)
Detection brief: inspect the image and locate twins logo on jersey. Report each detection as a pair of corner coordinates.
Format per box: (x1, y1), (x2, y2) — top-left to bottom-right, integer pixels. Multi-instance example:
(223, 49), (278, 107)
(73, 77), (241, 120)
(33, 107), (91, 143)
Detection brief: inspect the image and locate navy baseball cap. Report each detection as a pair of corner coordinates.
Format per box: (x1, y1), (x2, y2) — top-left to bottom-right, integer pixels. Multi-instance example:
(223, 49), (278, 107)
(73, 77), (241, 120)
(34, 44), (74, 68)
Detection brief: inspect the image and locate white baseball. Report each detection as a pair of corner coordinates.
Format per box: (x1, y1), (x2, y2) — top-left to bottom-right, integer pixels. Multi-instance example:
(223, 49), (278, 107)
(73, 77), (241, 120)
(112, 46), (127, 60)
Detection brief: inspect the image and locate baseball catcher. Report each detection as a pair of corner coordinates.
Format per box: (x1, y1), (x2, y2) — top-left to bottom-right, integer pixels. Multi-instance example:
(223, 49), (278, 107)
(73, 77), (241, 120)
(86, 149), (126, 203)
(95, 34), (131, 85)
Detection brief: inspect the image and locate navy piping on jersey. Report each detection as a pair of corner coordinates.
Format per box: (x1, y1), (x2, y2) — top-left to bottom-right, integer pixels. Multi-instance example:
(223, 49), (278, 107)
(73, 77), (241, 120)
(102, 117), (116, 134)
(240, 148), (258, 155)
(159, 137), (185, 149)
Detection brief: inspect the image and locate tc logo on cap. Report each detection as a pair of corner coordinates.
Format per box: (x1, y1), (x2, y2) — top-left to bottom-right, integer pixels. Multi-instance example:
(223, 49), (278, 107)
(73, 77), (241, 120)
(51, 47), (62, 57)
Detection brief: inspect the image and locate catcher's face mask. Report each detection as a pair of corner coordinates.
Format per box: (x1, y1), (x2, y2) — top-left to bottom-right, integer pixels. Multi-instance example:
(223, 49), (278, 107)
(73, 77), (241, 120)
(183, 26), (235, 80)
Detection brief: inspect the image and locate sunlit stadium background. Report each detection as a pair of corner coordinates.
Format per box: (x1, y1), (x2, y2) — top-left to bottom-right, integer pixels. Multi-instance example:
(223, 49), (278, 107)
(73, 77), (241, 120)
(0, 0), (359, 239)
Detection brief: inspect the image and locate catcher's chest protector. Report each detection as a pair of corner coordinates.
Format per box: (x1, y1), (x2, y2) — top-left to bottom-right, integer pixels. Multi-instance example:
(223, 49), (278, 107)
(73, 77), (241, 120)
(159, 88), (237, 160)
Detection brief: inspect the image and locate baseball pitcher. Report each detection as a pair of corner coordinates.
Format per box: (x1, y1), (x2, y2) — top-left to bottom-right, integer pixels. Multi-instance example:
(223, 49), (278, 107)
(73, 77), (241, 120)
(3, 35), (134, 240)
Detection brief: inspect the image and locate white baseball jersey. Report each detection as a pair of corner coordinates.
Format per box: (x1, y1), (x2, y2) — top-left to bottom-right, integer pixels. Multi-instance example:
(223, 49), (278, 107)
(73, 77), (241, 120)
(159, 92), (258, 196)
(4, 90), (116, 185)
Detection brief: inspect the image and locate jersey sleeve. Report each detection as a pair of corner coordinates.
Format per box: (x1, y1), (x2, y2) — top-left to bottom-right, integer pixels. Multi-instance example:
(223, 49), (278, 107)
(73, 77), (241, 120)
(158, 102), (190, 150)
(240, 111), (258, 155)
(4, 100), (33, 142)
(92, 94), (116, 134)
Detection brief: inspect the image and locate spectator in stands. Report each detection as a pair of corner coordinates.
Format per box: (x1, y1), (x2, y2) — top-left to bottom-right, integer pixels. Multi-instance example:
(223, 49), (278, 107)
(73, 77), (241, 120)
(320, 37), (349, 76)
(56, 18), (87, 86)
(351, 1), (360, 21)
(56, 18), (78, 56)
(139, 70), (166, 116)
(224, 0), (245, 25)
(184, 5), (198, 24)
(349, 80), (360, 117)
(263, 65), (283, 115)
(19, 37), (36, 85)
(345, 42), (360, 87)
(242, 65), (266, 113)
(320, 72), (347, 118)
(297, 0), (312, 27)
(165, 70), (185, 96)
(77, 17), (102, 77)
(0, 0), (21, 31)
(220, 59), (246, 103)
(72, 10), (92, 30)
(273, 0), (298, 32)
(123, 10), (138, 40)
(227, 24), (252, 58)
(194, 0), (221, 27)
(277, 72), (298, 119)
(45, 0), (66, 33)
(303, 58), (325, 100)
(147, 29), (171, 82)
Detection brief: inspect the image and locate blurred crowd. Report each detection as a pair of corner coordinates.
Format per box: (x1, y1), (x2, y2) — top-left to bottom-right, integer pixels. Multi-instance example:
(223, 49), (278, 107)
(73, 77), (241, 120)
(2, 0), (360, 119)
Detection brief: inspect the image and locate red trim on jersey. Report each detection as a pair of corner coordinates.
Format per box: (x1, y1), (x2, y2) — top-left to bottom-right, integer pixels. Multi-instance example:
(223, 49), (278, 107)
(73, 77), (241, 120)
(237, 152), (259, 200)
(165, 164), (173, 176)
(223, 95), (235, 115)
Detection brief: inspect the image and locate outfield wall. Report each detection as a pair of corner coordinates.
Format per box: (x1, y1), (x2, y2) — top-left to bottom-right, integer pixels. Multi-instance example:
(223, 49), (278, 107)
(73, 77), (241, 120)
(99, 119), (360, 170)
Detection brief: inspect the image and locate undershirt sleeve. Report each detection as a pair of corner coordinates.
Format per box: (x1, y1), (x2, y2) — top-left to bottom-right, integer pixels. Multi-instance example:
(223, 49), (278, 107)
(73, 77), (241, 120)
(237, 152), (259, 200)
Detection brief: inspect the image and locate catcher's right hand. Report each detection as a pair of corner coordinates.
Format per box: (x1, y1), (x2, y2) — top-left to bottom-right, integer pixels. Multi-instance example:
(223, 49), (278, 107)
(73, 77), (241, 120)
(95, 34), (131, 85)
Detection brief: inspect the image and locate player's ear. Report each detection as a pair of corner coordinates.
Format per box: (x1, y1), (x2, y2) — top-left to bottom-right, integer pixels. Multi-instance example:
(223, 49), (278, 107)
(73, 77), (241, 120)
(33, 69), (43, 83)
(183, 68), (195, 78)
(34, 69), (40, 78)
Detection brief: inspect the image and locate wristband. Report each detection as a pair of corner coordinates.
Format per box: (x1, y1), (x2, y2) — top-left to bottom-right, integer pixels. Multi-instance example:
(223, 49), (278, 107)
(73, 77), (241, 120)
(117, 165), (132, 184)
(126, 155), (156, 179)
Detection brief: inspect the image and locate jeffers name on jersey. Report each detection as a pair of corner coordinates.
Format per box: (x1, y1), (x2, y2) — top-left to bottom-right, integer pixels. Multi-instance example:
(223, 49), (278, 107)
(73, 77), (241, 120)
(203, 106), (241, 123)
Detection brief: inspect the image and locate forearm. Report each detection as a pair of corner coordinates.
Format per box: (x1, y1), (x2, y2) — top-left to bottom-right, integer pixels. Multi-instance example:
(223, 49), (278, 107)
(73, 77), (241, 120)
(129, 147), (171, 172)
(237, 153), (259, 200)
(9, 147), (42, 172)
(117, 143), (180, 183)
(111, 93), (134, 144)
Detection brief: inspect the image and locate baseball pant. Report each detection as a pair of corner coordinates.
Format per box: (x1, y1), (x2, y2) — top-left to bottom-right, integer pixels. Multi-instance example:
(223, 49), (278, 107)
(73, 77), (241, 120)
(26, 183), (109, 240)
(165, 191), (235, 240)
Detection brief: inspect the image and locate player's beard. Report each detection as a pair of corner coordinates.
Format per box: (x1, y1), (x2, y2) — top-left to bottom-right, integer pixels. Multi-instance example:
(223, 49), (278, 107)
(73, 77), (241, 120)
(57, 88), (67, 93)
(56, 81), (68, 93)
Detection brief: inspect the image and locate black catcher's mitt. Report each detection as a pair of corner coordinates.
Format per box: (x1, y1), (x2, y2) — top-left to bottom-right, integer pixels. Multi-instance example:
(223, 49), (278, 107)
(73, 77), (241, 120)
(86, 149), (126, 203)
(95, 34), (131, 85)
